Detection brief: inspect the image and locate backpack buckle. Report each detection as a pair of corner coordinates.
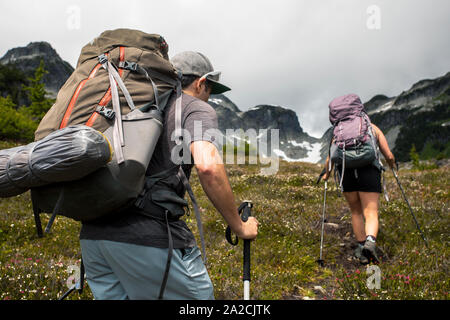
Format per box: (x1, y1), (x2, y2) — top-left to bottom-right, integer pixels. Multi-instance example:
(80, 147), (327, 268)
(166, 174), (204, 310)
(119, 60), (138, 72)
(95, 106), (115, 120)
(98, 54), (108, 65)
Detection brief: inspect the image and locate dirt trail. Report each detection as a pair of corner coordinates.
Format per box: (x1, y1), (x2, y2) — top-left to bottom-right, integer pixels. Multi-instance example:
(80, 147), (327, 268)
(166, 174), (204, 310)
(284, 204), (389, 300)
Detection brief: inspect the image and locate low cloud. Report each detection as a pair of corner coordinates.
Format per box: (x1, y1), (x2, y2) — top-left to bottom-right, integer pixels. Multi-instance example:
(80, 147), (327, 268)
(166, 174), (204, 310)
(1, 0), (449, 138)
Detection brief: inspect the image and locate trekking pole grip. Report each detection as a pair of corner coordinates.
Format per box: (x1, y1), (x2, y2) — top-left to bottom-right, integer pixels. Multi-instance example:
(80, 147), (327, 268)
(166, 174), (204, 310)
(316, 168), (326, 185)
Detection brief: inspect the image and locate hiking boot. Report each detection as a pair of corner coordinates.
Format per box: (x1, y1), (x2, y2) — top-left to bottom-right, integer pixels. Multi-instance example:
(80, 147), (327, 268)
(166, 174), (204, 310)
(354, 245), (369, 265)
(362, 239), (380, 263)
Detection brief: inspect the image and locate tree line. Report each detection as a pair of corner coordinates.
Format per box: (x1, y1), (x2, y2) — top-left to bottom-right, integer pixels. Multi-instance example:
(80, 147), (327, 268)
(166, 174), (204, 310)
(0, 60), (54, 142)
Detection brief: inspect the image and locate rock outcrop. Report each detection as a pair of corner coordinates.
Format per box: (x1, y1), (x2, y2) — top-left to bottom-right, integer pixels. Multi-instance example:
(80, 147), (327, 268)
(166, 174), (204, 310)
(0, 42), (74, 99)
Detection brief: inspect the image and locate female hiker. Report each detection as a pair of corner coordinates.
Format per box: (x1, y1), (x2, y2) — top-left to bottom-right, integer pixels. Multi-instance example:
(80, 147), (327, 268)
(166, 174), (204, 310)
(323, 94), (395, 264)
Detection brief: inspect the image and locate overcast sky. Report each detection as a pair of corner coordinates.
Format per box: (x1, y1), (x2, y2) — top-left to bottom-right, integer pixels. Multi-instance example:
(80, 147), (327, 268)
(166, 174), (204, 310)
(1, 0), (449, 138)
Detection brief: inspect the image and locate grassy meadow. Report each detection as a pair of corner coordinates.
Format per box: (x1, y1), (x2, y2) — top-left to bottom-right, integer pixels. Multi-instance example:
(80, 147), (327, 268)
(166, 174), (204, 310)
(0, 140), (448, 300)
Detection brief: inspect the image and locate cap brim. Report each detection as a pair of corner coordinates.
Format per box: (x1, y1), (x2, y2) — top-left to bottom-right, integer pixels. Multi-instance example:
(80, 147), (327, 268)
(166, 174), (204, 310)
(209, 79), (231, 94)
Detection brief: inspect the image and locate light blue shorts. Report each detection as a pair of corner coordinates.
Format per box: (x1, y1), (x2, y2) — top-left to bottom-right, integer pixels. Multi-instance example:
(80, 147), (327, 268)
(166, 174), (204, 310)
(80, 240), (214, 300)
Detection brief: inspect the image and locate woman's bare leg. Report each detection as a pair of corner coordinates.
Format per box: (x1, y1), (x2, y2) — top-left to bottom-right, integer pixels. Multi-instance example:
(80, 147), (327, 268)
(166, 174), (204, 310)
(358, 191), (380, 262)
(358, 192), (380, 238)
(343, 191), (365, 242)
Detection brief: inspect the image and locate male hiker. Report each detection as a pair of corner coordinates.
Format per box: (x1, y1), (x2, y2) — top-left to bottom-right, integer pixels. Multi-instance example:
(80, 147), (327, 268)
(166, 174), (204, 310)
(79, 51), (259, 299)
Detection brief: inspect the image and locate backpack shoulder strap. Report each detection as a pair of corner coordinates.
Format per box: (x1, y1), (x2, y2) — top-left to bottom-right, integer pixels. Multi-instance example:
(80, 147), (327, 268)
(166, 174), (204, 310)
(174, 82), (183, 146)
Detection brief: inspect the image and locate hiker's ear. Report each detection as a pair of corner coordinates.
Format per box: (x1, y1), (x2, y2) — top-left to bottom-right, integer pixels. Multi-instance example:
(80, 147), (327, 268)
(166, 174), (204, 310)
(196, 77), (207, 93)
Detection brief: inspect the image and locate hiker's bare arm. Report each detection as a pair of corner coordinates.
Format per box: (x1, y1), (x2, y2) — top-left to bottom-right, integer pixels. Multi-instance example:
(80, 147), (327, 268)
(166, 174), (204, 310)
(190, 140), (258, 240)
(372, 124), (395, 168)
(323, 156), (334, 181)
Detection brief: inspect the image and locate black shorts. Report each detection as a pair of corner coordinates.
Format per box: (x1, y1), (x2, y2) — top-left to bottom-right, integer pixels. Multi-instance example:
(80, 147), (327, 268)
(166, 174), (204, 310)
(337, 164), (382, 193)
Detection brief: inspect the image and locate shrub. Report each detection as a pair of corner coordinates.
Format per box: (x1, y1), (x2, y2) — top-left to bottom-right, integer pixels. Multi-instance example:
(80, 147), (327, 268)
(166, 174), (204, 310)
(0, 96), (36, 142)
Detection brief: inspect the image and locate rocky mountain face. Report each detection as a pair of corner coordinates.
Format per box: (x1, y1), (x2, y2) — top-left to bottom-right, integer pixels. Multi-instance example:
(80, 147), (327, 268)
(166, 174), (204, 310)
(318, 72), (450, 162)
(209, 94), (322, 162)
(0, 42), (74, 99)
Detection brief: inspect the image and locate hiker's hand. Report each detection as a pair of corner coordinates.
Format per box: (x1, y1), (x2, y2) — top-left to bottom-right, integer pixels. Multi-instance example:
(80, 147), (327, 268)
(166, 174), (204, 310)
(322, 171), (330, 181)
(386, 155), (395, 169)
(236, 217), (259, 240)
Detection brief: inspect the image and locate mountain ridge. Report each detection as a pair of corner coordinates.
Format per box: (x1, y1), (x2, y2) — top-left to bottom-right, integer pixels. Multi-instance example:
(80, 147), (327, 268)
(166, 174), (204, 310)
(2, 41), (448, 163)
(0, 42), (74, 99)
(208, 94), (321, 162)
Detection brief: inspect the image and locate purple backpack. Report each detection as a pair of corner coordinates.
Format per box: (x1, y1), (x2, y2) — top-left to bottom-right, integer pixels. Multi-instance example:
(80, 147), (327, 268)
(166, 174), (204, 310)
(328, 94), (382, 189)
(329, 94), (371, 148)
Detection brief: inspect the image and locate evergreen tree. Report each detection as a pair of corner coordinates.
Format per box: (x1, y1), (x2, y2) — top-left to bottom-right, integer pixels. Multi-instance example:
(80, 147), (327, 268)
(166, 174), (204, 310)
(21, 60), (54, 121)
(0, 64), (28, 105)
(409, 144), (423, 170)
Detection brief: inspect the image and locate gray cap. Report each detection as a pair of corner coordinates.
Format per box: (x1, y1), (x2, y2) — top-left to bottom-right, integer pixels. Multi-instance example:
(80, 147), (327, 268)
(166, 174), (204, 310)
(171, 51), (231, 94)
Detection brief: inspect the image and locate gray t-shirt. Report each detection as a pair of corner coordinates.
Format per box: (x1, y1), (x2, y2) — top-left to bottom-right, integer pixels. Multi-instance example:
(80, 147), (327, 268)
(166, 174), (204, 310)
(79, 93), (219, 248)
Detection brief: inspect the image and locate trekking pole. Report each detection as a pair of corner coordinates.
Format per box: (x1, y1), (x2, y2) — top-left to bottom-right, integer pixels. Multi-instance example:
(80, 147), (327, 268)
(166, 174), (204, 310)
(316, 181), (327, 267)
(391, 167), (428, 246)
(225, 201), (253, 300)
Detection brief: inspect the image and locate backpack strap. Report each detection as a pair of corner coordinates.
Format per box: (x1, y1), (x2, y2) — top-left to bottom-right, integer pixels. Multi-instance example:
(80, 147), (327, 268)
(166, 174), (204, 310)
(339, 143), (346, 192)
(158, 210), (174, 300)
(30, 186), (65, 236)
(177, 166), (207, 263)
(174, 82), (183, 146)
(98, 54), (137, 164)
(127, 63), (160, 107)
(44, 188), (65, 234)
(119, 60), (179, 87)
(30, 190), (43, 238)
(99, 55), (136, 111)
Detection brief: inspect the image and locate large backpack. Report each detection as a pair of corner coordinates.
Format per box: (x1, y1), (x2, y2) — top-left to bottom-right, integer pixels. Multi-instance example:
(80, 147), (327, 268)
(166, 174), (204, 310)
(30, 29), (182, 234)
(328, 94), (383, 190)
(2, 29), (207, 300)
